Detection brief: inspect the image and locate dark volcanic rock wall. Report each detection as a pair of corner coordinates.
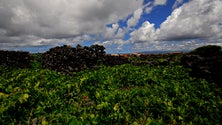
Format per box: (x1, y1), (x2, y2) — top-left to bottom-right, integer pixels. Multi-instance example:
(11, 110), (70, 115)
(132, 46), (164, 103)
(181, 45), (222, 88)
(0, 50), (33, 68)
(41, 44), (106, 74)
(104, 55), (130, 66)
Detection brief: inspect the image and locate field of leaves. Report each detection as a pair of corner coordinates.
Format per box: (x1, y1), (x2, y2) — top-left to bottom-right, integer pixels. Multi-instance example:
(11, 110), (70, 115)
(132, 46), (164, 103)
(0, 60), (222, 124)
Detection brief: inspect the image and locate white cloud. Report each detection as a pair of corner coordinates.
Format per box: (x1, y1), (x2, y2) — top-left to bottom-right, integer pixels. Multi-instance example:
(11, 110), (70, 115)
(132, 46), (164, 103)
(172, 0), (184, 9)
(104, 23), (119, 39)
(154, 0), (167, 6)
(130, 0), (222, 51)
(1, 0), (222, 53)
(128, 0), (222, 52)
(130, 21), (156, 43)
(103, 23), (126, 40)
(94, 38), (129, 53)
(0, 0), (143, 49)
(127, 8), (143, 28)
(0, 34), (91, 49)
(131, 39), (222, 52)
(145, 7), (153, 14)
(157, 0), (222, 41)
(116, 28), (125, 39)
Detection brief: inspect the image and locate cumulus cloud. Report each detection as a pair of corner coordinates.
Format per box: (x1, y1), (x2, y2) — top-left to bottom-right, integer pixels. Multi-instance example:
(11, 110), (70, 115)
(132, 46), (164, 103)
(103, 0), (168, 42)
(130, 0), (222, 50)
(115, 28), (125, 39)
(127, 8), (143, 28)
(94, 38), (129, 53)
(1, 0), (221, 53)
(154, 0), (167, 6)
(172, 0), (184, 9)
(133, 38), (222, 52)
(103, 23), (126, 40)
(105, 0), (168, 45)
(157, 0), (222, 41)
(145, 7), (153, 14)
(104, 23), (119, 39)
(130, 21), (156, 43)
(107, 0), (222, 52)
(0, 0), (143, 49)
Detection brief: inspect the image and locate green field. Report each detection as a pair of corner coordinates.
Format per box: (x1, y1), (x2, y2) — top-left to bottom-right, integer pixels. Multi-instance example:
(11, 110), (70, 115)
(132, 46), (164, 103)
(0, 60), (222, 124)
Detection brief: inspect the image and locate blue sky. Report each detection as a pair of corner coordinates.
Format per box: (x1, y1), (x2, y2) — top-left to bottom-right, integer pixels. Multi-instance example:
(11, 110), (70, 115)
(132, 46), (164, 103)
(0, 0), (222, 53)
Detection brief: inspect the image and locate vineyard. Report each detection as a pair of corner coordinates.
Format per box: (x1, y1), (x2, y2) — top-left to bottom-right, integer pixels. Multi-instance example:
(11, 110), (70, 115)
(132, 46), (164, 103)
(0, 45), (222, 124)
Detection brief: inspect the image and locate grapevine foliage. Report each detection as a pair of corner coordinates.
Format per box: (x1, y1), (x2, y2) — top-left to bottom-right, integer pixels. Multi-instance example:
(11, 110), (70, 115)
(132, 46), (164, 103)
(1, 45), (222, 124)
(1, 64), (222, 124)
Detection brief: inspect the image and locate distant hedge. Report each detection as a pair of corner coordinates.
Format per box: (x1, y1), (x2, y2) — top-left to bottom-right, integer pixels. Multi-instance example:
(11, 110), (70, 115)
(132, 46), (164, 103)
(0, 50), (33, 68)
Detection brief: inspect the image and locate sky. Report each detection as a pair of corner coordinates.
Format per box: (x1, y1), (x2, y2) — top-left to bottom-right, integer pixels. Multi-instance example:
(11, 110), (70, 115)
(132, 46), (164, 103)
(0, 0), (222, 53)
